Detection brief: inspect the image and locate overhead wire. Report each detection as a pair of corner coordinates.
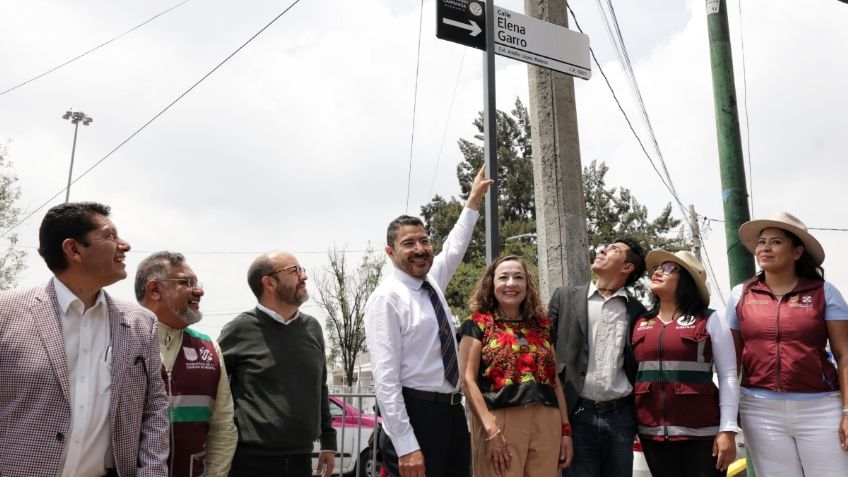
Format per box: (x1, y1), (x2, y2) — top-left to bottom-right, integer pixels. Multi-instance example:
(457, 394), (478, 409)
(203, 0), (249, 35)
(427, 49), (467, 200)
(735, 0), (755, 215)
(0, 0), (306, 239)
(0, 0), (192, 97)
(568, 4), (726, 304)
(404, 0), (426, 213)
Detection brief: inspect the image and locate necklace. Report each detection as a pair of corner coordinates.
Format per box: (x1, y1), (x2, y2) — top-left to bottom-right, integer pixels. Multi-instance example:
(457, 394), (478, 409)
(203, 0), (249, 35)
(495, 311), (523, 322)
(657, 308), (680, 324)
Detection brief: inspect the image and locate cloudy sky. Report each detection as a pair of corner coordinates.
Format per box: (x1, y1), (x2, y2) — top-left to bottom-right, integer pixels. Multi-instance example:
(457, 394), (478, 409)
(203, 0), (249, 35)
(1, 0), (847, 338)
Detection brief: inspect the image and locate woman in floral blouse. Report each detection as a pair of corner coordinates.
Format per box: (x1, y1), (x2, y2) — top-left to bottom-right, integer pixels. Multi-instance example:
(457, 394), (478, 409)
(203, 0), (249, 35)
(458, 255), (572, 476)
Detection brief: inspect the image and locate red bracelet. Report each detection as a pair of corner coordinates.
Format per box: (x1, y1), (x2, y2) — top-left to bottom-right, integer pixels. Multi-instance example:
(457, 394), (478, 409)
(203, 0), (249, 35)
(562, 423), (572, 437)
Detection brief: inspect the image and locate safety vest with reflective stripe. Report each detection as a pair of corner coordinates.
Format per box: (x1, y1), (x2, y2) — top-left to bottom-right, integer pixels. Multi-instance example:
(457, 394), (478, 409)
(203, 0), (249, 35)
(161, 327), (221, 477)
(631, 310), (720, 441)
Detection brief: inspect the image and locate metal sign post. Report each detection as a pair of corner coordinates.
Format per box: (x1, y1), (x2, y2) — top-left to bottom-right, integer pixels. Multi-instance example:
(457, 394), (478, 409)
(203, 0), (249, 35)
(483, 0), (499, 264)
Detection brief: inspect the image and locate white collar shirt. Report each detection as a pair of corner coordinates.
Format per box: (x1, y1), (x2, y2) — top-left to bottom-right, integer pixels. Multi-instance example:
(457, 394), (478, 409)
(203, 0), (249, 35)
(364, 207), (479, 457)
(581, 282), (633, 401)
(53, 277), (114, 477)
(256, 303), (300, 325)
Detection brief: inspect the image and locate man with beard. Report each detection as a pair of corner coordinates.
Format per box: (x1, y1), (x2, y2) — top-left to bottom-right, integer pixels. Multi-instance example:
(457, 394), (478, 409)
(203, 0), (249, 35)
(548, 238), (647, 477)
(218, 251), (336, 477)
(365, 167), (492, 477)
(135, 251), (237, 477)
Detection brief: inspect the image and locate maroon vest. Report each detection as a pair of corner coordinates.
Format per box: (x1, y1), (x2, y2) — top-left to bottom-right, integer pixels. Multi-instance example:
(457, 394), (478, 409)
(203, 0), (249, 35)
(632, 311), (720, 441)
(161, 328), (221, 477)
(736, 279), (838, 392)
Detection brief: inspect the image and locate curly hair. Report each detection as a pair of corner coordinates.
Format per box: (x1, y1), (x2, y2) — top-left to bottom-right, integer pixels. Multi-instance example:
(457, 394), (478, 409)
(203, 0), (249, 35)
(468, 255), (546, 320)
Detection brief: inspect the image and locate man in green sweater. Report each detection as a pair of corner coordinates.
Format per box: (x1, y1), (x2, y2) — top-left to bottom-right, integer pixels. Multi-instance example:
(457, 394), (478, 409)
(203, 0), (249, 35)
(219, 251), (336, 477)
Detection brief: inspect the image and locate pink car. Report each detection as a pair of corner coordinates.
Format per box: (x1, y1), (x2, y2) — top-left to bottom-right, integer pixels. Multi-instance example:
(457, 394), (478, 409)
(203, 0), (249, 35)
(312, 395), (382, 476)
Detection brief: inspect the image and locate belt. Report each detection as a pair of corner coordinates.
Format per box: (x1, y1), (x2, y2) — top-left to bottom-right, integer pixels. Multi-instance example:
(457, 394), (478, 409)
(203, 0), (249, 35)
(577, 396), (631, 413)
(402, 387), (463, 406)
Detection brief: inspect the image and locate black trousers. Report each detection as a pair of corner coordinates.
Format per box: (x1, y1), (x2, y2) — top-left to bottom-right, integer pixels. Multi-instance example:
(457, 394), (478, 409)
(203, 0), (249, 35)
(380, 396), (471, 477)
(229, 449), (312, 477)
(641, 438), (726, 477)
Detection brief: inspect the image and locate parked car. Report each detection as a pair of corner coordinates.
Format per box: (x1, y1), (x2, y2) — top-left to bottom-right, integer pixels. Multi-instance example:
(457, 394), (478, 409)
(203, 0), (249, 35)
(312, 395), (381, 476)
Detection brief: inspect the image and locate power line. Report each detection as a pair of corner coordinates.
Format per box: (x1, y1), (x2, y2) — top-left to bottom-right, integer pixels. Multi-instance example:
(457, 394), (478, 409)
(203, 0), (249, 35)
(697, 215), (848, 232)
(0, 0), (306, 239)
(0, 0), (192, 97)
(735, 0), (755, 216)
(404, 0), (426, 213)
(427, 49), (467, 200)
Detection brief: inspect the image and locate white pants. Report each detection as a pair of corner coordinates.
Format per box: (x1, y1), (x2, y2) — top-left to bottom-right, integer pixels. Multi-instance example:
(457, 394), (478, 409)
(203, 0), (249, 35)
(740, 393), (848, 476)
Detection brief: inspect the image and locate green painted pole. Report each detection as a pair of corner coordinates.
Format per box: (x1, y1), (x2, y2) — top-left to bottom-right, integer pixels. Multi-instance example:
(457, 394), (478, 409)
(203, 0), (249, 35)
(706, 0), (755, 286)
(705, 2), (756, 474)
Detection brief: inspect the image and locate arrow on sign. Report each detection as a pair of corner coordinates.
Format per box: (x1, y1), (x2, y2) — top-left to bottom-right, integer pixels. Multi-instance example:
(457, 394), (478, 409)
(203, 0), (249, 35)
(442, 18), (482, 37)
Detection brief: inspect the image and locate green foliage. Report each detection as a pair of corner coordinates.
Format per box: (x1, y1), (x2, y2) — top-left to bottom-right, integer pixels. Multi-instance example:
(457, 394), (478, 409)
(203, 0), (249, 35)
(421, 99), (688, 318)
(0, 143), (25, 290)
(315, 246), (386, 387)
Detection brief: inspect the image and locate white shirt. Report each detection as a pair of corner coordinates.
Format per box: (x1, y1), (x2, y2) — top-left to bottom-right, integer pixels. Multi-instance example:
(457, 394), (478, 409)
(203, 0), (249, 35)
(53, 277), (114, 477)
(256, 303), (300, 325)
(581, 283), (633, 401)
(365, 207), (479, 457)
(702, 310), (741, 433)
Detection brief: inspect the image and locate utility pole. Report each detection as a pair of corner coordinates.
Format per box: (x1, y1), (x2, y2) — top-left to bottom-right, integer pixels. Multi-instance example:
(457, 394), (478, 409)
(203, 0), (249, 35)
(706, 0), (754, 287)
(525, 0), (590, 301)
(705, 2), (755, 475)
(61, 110), (94, 203)
(688, 204), (703, 261)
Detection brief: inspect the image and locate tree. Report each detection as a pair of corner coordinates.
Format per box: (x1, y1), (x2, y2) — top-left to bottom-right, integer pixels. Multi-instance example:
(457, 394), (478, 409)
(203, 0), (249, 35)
(0, 142), (25, 290)
(315, 245), (386, 387)
(421, 99), (687, 317)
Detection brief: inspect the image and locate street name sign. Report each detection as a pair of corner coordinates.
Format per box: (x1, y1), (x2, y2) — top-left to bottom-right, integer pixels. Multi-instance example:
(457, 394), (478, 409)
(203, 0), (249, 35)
(493, 6), (590, 79)
(436, 0), (486, 51)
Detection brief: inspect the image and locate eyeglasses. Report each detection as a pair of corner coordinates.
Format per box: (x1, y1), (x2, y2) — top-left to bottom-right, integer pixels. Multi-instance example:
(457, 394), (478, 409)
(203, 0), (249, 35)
(267, 264), (307, 277)
(651, 263), (680, 276)
(160, 277), (203, 289)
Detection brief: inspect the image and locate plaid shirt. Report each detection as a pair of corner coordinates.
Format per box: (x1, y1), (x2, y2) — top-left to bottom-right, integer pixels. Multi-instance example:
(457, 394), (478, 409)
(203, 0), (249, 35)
(0, 282), (169, 477)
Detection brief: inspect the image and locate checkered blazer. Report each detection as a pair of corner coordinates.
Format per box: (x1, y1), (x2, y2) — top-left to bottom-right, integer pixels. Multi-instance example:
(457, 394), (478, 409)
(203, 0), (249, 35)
(0, 282), (170, 477)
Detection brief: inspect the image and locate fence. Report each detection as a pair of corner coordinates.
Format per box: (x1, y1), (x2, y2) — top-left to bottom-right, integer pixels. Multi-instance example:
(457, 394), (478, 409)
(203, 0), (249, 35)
(317, 392), (381, 477)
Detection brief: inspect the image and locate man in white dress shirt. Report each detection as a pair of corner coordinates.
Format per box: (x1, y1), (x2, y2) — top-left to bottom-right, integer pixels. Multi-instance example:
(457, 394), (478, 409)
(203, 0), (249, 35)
(365, 167), (492, 477)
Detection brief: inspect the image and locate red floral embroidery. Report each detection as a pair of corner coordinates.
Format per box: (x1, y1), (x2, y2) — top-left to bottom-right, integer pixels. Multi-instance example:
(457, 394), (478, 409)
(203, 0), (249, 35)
(474, 313), (557, 391)
(486, 365), (507, 389)
(524, 330), (548, 348)
(495, 330), (517, 349)
(517, 353), (536, 374)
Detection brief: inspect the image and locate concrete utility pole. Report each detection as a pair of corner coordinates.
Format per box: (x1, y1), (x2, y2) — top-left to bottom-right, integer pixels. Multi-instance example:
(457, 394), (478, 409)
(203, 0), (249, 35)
(525, 0), (590, 301)
(706, 0), (754, 288)
(483, 0), (500, 263)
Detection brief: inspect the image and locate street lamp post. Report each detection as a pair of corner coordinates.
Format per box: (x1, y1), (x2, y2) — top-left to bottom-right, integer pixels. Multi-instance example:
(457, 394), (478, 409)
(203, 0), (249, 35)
(61, 110), (93, 203)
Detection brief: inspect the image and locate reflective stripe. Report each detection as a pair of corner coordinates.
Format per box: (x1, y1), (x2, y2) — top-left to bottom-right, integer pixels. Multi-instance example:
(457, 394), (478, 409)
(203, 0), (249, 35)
(639, 425), (720, 437)
(170, 395), (214, 408)
(638, 361), (713, 372)
(636, 369), (713, 383)
(170, 406), (211, 423)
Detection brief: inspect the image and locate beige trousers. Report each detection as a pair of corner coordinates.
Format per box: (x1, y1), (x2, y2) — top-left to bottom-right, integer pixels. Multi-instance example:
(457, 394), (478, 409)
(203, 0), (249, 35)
(471, 403), (562, 477)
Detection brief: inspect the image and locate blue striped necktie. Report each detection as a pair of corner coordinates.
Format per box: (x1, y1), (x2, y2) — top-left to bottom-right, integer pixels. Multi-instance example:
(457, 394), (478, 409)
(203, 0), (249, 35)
(421, 281), (459, 387)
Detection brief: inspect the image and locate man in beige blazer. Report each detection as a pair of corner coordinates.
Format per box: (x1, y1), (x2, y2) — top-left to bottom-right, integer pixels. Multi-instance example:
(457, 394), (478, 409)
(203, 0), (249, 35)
(0, 202), (169, 477)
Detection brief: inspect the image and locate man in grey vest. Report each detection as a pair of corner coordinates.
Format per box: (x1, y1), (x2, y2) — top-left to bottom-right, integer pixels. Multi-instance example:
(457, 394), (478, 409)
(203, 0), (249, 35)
(548, 237), (646, 477)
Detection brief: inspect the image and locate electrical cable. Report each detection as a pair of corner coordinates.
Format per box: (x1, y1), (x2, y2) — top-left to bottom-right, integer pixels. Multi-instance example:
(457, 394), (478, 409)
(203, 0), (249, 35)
(736, 0), (755, 216)
(427, 49), (467, 200)
(404, 0), (426, 213)
(0, 0), (306, 238)
(0, 0), (192, 97)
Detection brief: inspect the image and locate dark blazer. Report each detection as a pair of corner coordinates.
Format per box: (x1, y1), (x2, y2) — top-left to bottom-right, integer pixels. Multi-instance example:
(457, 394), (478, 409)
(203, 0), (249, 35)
(0, 282), (170, 477)
(548, 284), (646, 415)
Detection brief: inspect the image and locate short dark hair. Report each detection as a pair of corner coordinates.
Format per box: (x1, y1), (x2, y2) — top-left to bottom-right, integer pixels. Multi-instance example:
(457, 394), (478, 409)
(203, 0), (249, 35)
(247, 254), (276, 299)
(38, 202), (111, 272)
(386, 215), (424, 247)
(614, 236), (646, 286)
(134, 251), (186, 301)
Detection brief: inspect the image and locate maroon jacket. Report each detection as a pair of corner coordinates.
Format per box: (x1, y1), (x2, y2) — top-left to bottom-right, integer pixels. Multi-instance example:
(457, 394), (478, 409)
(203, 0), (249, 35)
(161, 328), (221, 477)
(632, 311), (720, 441)
(736, 278), (838, 392)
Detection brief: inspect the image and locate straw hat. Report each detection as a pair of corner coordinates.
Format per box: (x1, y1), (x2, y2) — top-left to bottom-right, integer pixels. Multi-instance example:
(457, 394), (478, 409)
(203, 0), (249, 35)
(646, 250), (710, 305)
(738, 212), (825, 265)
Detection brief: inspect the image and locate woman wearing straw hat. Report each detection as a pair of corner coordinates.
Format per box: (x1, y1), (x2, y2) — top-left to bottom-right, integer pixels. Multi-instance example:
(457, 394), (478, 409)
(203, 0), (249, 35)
(631, 250), (740, 477)
(458, 256), (572, 477)
(727, 212), (848, 476)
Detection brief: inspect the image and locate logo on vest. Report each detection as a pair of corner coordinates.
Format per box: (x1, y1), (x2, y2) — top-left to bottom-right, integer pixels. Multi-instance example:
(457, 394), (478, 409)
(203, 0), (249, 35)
(638, 319), (656, 329)
(789, 294), (814, 308)
(199, 348), (214, 362)
(676, 315), (696, 328)
(183, 346), (199, 361)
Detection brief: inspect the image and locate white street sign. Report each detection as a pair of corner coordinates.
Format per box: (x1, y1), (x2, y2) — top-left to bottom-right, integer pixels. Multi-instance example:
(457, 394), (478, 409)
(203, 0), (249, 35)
(493, 6), (591, 79)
